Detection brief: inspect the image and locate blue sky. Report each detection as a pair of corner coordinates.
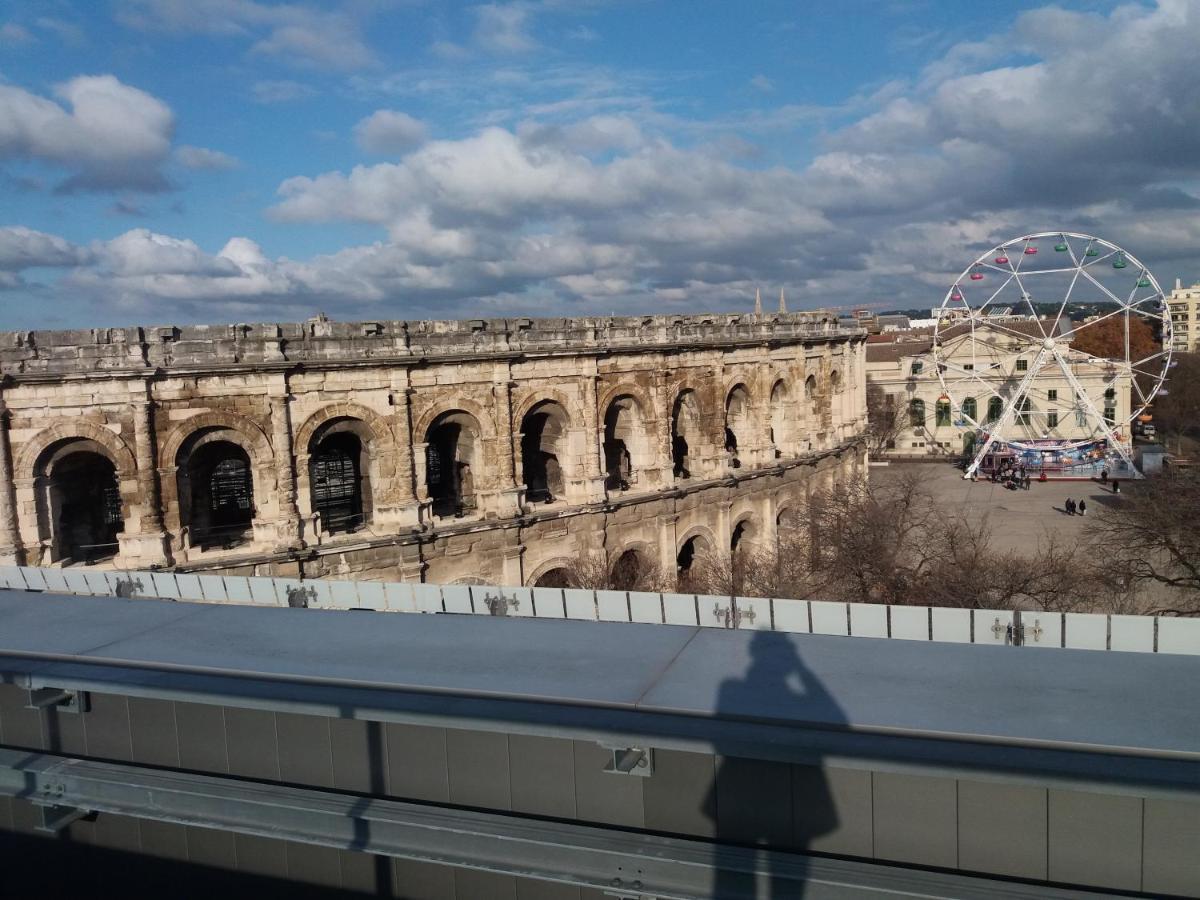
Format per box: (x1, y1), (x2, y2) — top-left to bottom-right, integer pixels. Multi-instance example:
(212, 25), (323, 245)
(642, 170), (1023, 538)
(1, 0), (1197, 328)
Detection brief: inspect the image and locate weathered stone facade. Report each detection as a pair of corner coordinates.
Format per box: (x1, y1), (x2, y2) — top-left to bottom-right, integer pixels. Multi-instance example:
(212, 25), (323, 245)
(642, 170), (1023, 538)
(0, 312), (867, 586)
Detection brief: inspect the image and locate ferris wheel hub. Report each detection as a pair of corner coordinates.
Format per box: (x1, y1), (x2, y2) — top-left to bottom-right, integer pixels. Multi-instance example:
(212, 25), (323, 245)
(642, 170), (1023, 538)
(1041, 337), (1055, 350)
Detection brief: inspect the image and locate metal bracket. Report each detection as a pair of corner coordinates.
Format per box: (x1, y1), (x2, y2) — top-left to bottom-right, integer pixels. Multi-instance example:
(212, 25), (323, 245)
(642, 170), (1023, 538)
(35, 805), (92, 834)
(602, 746), (653, 777)
(26, 687), (88, 714)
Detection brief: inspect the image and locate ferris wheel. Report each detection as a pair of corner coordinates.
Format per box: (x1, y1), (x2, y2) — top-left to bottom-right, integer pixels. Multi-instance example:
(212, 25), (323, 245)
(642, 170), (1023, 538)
(933, 232), (1173, 480)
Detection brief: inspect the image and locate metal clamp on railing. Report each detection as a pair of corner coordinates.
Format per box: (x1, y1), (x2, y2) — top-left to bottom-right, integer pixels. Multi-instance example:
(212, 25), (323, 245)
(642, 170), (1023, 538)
(601, 745), (654, 777)
(26, 687), (88, 714)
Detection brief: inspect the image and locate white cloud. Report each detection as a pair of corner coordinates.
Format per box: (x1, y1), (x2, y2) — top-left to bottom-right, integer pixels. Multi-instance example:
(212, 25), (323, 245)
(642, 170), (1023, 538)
(117, 0), (377, 71)
(354, 110), (428, 155)
(749, 74), (774, 93)
(6, 1), (1200, 325)
(474, 3), (538, 54)
(0, 227), (90, 272)
(0, 75), (174, 192)
(176, 145), (239, 170)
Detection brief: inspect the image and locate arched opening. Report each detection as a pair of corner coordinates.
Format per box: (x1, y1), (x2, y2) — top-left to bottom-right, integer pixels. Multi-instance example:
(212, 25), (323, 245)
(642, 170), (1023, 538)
(603, 395), (648, 492)
(309, 422), (371, 535)
(35, 440), (124, 564)
(533, 567), (574, 589)
(987, 396), (1003, 423)
(724, 385), (751, 468)
(520, 401), (569, 504)
(610, 549), (644, 591)
(805, 374), (819, 419)
(180, 437), (255, 550)
(731, 519), (749, 553)
(425, 411), (481, 519)
(671, 390), (701, 479)
(770, 380), (792, 457)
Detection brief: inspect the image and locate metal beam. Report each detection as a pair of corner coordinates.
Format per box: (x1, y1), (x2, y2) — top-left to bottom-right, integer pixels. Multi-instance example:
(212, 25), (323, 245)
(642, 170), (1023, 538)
(0, 748), (1114, 900)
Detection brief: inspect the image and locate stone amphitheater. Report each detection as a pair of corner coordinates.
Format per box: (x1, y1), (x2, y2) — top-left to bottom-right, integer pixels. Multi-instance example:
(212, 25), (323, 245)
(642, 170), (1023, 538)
(0, 311), (867, 588)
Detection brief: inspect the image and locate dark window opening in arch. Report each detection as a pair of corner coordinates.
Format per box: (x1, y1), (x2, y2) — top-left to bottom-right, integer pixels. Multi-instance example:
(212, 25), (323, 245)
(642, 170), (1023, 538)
(610, 549), (643, 591)
(189, 441), (254, 549)
(987, 396), (1003, 423)
(671, 391), (699, 479)
(521, 406), (567, 504)
(534, 567), (573, 589)
(51, 452), (122, 563)
(731, 520), (748, 554)
(677, 536), (700, 573)
(311, 432), (365, 534)
(603, 400), (636, 491)
(725, 387), (749, 469)
(426, 415), (478, 519)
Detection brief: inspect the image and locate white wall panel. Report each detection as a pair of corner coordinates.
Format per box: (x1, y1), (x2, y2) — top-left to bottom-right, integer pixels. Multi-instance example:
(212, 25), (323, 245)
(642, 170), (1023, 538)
(1064, 613), (1108, 651)
(662, 593), (698, 626)
(1157, 617), (1200, 656)
(889, 606), (928, 641)
(628, 591), (663, 624)
(1109, 614), (1154, 653)
(772, 598), (810, 634)
(810, 600), (849, 636)
(931, 607), (971, 644)
(848, 603), (888, 639)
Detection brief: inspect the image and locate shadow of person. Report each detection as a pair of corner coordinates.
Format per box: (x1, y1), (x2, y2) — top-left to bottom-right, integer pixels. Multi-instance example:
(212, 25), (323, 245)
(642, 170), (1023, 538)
(703, 630), (846, 898)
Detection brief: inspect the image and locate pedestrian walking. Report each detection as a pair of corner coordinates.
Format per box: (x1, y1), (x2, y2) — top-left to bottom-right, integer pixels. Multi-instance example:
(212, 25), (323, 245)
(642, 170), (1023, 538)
(1100, 469), (1108, 485)
(1079, 499), (1087, 516)
(1065, 498), (1075, 516)
(1112, 479), (1120, 494)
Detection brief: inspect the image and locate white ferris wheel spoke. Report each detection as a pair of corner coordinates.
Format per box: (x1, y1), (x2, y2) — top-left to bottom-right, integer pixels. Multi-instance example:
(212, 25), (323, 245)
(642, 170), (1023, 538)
(1048, 347), (1139, 474)
(1050, 234), (1086, 337)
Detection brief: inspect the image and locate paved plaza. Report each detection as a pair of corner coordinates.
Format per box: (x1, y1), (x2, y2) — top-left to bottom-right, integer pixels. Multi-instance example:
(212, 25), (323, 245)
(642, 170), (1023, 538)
(872, 461), (1125, 555)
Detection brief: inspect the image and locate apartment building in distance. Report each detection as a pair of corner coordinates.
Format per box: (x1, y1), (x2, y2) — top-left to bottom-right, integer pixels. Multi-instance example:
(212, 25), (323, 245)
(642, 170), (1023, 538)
(1167, 278), (1199, 353)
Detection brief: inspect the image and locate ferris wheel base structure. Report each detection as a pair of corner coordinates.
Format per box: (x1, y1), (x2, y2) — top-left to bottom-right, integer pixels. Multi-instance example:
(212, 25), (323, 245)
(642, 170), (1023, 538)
(967, 436), (1140, 481)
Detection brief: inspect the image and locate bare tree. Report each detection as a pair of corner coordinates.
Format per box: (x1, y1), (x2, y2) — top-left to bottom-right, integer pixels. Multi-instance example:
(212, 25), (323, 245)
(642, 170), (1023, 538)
(1154, 352), (1200, 456)
(864, 382), (906, 457)
(1087, 468), (1200, 615)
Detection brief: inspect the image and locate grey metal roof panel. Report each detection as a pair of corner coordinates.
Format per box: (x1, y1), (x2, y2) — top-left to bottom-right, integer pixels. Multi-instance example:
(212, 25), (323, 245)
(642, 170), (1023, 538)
(0, 592), (697, 708)
(2, 591), (1199, 768)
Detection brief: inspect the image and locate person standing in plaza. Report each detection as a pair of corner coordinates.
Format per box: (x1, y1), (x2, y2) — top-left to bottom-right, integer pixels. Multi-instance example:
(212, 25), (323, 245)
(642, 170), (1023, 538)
(1079, 499), (1087, 516)
(1065, 498), (1075, 515)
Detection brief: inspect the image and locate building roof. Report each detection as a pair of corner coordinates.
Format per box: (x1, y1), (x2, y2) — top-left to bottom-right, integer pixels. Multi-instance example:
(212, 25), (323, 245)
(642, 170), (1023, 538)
(1, 590), (1198, 788)
(866, 339), (934, 363)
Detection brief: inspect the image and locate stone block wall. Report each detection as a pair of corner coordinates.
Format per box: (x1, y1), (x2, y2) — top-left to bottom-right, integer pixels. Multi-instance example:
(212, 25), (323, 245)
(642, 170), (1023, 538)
(0, 312), (867, 587)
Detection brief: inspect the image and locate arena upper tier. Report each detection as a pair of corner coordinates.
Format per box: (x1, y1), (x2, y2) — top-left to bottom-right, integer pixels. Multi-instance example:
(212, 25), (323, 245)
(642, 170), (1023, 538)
(0, 312), (867, 587)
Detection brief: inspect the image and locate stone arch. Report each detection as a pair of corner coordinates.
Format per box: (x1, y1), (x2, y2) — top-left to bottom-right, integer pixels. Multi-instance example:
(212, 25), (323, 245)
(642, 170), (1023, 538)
(170, 419), (273, 549)
(294, 402), (396, 458)
(724, 383), (752, 467)
(513, 387), (578, 429)
(670, 387), (703, 479)
(413, 396), (497, 445)
(295, 403), (397, 534)
(16, 420), (137, 483)
(159, 411), (273, 474)
(830, 369), (842, 392)
(769, 378), (794, 456)
(422, 408), (485, 518)
(601, 391), (653, 493)
(596, 381), (653, 422)
(518, 398), (572, 505)
(24, 428), (136, 565)
(675, 524), (718, 584)
(730, 512), (761, 555)
(609, 541), (656, 591)
(526, 556), (578, 589)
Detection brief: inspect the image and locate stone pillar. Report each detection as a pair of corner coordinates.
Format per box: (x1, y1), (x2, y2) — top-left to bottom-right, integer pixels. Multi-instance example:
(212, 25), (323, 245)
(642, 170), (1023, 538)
(117, 398), (171, 567)
(269, 390), (303, 549)
(486, 376), (521, 518)
(0, 405), (25, 565)
(580, 374), (607, 502)
(388, 379), (421, 529)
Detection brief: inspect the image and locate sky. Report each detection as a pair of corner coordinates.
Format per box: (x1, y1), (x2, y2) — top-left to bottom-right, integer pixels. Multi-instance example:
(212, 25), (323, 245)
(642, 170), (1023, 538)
(0, 0), (1197, 329)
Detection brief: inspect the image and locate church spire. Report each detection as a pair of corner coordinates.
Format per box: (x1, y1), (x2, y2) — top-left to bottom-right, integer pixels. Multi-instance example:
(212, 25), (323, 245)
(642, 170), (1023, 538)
(778, 287), (787, 314)
(754, 287), (762, 316)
